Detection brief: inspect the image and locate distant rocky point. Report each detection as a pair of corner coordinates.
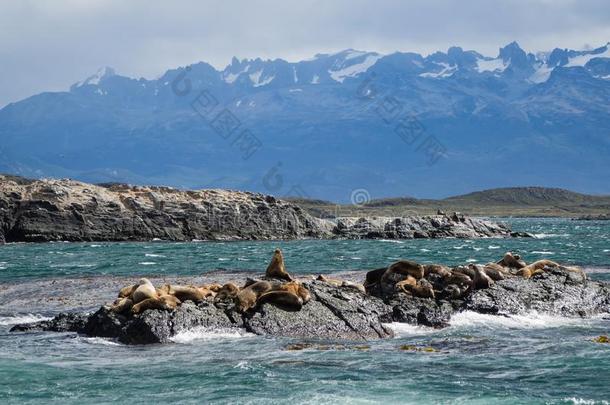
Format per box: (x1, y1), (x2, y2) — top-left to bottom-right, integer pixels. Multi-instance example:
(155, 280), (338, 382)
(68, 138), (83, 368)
(0, 175), (518, 243)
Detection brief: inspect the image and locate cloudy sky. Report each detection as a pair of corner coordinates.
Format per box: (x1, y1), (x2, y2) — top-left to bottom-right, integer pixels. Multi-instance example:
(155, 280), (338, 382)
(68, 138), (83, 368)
(1, 0), (609, 107)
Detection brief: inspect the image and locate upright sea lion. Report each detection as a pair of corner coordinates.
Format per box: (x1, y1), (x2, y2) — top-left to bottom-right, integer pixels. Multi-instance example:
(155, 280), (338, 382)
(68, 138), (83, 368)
(472, 265), (494, 289)
(132, 278), (158, 304)
(265, 248), (293, 281)
(215, 282), (240, 301)
(235, 281), (273, 312)
(131, 294), (181, 314)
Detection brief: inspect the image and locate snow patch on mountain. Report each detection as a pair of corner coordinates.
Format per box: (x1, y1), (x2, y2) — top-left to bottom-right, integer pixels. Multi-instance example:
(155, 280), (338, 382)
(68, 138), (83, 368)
(329, 54), (382, 83)
(476, 58), (507, 73)
(74, 67), (116, 88)
(565, 47), (610, 67)
(419, 63), (456, 79)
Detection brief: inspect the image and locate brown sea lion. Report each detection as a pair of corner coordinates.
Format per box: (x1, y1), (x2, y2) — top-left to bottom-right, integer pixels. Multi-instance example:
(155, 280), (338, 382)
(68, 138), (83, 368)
(483, 263), (508, 280)
(275, 281), (312, 304)
(444, 271), (473, 291)
(395, 275), (417, 294)
(108, 297), (134, 313)
(516, 259), (567, 279)
(341, 281), (366, 293)
(365, 267), (388, 286)
(453, 266), (476, 279)
(169, 285), (206, 303)
(257, 290), (303, 311)
(202, 283), (223, 293)
(118, 284), (137, 298)
(441, 284), (464, 299)
(423, 264), (451, 278)
(498, 252), (526, 269)
(131, 278), (158, 304)
(156, 284), (171, 296)
(411, 279), (435, 299)
(197, 287), (216, 298)
(387, 260), (425, 280)
(215, 282), (240, 301)
(265, 248), (293, 281)
(235, 281), (273, 312)
(131, 294), (181, 314)
(316, 274), (343, 287)
(472, 265), (494, 289)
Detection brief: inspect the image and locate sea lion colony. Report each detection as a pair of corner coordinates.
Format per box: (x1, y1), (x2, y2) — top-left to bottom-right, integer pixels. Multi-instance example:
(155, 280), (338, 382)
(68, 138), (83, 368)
(107, 249), (585, 315)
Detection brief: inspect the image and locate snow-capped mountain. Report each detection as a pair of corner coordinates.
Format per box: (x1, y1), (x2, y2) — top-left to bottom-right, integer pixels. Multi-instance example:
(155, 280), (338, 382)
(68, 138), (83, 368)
(0, 42), (609, 200)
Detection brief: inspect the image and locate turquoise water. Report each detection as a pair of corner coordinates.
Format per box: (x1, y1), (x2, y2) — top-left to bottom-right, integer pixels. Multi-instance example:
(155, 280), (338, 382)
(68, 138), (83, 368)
(0, 218), (609, 404)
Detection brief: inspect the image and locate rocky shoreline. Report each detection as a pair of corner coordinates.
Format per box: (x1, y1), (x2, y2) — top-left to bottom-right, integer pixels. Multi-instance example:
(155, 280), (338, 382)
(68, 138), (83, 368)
(10, 252), (610, 345)
(0, 175), (520, 243)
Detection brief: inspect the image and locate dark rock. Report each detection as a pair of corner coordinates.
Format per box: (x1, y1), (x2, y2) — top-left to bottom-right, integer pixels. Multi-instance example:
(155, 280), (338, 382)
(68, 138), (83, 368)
(464, 267), (610, 316)
(10, 312), (88, 333)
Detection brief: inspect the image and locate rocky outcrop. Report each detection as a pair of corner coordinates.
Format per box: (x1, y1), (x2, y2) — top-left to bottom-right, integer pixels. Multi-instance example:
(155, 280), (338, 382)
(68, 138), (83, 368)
(0, 175), (517, 242)
(12, 281), (393, 344)
(332, 215), (514, 239)
(11, 265), (610, 344)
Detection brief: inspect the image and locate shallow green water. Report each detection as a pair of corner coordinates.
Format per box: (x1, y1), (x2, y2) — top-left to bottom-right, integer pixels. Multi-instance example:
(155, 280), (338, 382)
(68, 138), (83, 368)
(0, 218), (609, 404)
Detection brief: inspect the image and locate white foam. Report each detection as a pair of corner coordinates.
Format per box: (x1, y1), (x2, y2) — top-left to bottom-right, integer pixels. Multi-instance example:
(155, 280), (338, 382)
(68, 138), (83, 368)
(488, 245), (500, 249)
(563, 397), (609, 405)
(82, 337), (122, 346)
(0, 314), (52, 326)
(531, 251), (555, 255)
(449, 311), (590, 330)
(384, 322), (438, 337)
(170, 327), (254, 343)
(532, 233), (568, 239)
(379, 239), (405, 244)
(145, 253), (165, 258)
(138, 262), (156, 265)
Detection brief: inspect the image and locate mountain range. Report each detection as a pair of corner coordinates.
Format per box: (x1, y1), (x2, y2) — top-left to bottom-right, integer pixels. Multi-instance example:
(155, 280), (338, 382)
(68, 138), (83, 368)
(0, 41), (609, 201)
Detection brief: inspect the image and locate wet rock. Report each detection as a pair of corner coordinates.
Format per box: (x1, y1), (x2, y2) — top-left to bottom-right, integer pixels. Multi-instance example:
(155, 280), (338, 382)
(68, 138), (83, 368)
(464, 267), (610, 316)
(10, 312), (88, 333)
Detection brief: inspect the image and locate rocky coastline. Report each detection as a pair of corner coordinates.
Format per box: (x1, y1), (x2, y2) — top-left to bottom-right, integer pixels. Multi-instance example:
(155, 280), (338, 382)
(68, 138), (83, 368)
(10, 251), (610, 345)
(0, 175), (520, 243)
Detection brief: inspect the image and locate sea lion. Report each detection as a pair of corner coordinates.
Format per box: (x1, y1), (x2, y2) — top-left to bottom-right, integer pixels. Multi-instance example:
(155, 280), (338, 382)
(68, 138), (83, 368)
(215, 282), (241, 301)
(131, 278), (158, 304)
(156, 284), (171, 296)
(265, 248), (293, 281)
(440, 284), (463, 300)
(472, 265), (494, 289)
(169, 285), (206, 303)
(411, 279), (435, 299)
(118, 284), (137, 298)
(498, 252), (526, 269)
(365, 267), (388, 286)
(275, 281), (311, 304)
(444, 271), (473, 291)
(131, 294), (181, 314)
(316, 274), (343, 287)
(387, 260), (425, 280)
(395, 276), (417, 294)
(108, 297), (133, 313)
(235, 281), (273, 312)
(201, 283), (223, 293)
(197, 287), (216, 298)
(517, 259), (584, 278)
(423, 264), (451, 278)
(257, 290), (303, 311)
(483, 263), (508, 280)
(341, 281), (366, 293)
(452, 266), (476, 279)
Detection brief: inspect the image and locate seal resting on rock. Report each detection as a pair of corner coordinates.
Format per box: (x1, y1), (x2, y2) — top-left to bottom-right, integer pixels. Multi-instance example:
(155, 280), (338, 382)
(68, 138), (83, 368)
(132, 279), (157, 304)
(483, 263), (508, 280)
(235, 281), (273, 312)
(168, 285), (206, 303)
(265, 248), (293, 281)
(108, 297), (133, 313)
(132, 294), (181, 314)
(257, 290), (303, 311)
(387, 260), (425, 280)
(424, 264), (451, 278)
(317, 275), (366, 293)
(214, 282), (241, 301)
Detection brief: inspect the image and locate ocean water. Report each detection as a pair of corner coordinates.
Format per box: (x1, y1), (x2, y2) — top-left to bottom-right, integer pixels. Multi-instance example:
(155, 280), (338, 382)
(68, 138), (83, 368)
(0, 218), (609, 404)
